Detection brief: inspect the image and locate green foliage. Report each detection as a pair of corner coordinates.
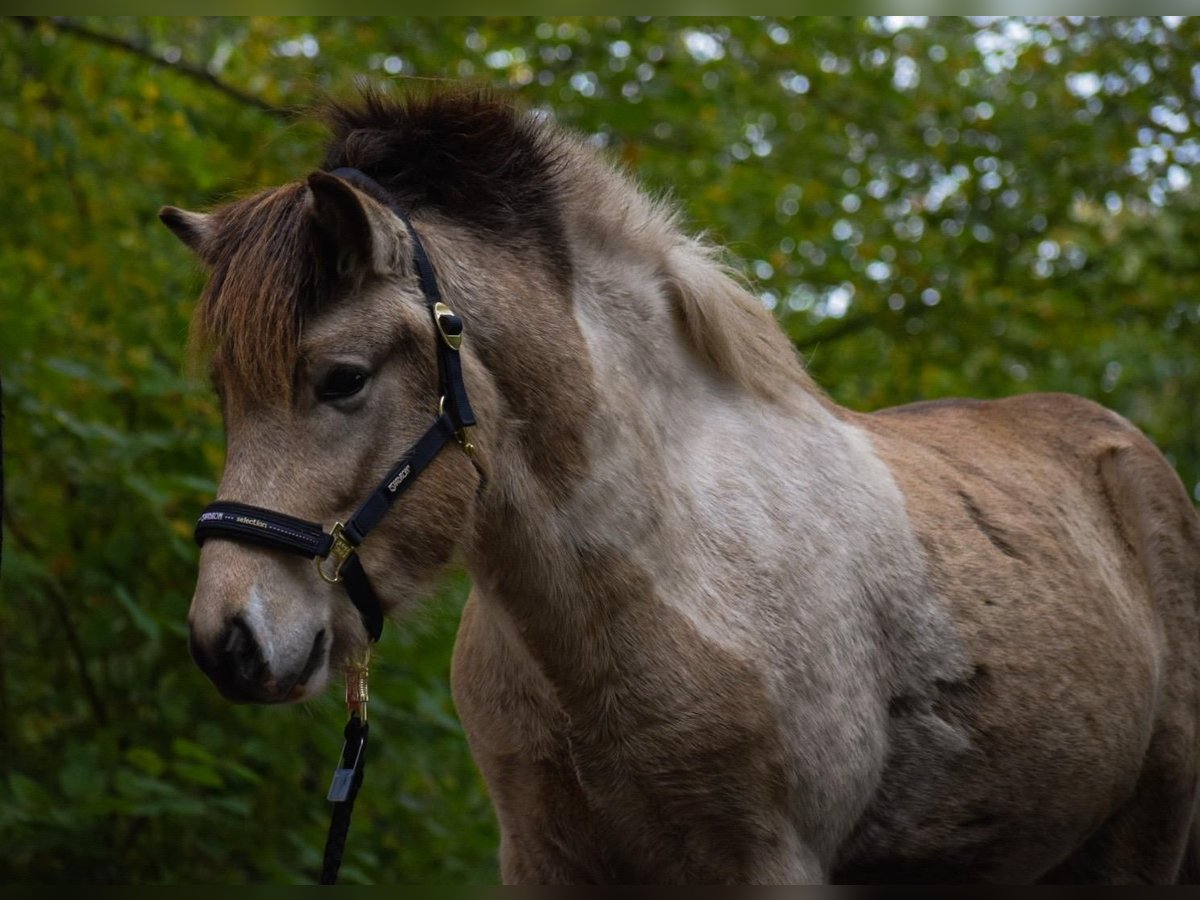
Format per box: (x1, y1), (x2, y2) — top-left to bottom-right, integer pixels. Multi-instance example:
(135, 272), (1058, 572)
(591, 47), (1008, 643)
(1, 16), (1197, 884)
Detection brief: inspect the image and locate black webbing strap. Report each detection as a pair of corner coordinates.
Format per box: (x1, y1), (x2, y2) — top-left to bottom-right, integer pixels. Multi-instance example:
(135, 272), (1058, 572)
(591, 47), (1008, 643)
(195, 501), (333, 558)
(341, 414), (456, 545)
(319, 713), (368, 884)
(338, 555), (383, 643)
(438, 329), (476, 434)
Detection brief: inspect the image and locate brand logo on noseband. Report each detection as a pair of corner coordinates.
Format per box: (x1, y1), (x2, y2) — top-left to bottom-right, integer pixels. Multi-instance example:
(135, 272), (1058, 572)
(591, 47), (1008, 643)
(387, 465), (412, 493)
(198, 510), (269, 529)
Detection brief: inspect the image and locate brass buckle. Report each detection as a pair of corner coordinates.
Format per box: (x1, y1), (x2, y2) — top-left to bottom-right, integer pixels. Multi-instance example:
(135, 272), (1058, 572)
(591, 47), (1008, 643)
(457, 425), (478, 458)
(433, 302), (463, 351)
(315, 521), (355, 584)
(345, 656), (370, 723)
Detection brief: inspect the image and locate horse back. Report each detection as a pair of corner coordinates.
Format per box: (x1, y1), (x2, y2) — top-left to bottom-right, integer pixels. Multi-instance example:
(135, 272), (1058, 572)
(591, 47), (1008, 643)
(864, 391), (1199, 621)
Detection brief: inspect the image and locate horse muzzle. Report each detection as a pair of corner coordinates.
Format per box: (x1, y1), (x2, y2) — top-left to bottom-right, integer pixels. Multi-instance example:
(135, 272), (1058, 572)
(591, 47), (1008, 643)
(188, 615), (328, 704)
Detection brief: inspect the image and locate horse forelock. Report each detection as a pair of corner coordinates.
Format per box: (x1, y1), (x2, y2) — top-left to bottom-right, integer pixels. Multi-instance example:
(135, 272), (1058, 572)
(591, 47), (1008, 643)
(189, 183), (336, 403)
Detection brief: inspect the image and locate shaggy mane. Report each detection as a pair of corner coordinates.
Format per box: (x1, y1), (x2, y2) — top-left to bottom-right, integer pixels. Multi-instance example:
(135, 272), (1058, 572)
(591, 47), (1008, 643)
(189, 88), (812, 405)
(321, 88), (570, 277)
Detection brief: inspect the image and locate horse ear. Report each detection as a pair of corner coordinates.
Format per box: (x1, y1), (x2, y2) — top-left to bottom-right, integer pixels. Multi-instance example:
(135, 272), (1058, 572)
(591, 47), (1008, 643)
(159, 206), (214, 260)
(306, 171), (407, 279)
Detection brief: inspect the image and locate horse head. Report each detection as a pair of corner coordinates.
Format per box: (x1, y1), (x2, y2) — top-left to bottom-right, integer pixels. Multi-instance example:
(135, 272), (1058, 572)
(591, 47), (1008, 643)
(160, 101), (567, 701)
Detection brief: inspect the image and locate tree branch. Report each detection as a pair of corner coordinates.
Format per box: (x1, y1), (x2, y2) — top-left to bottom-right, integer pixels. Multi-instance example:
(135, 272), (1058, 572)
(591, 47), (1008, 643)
(792, 309), (877, 351)
(12, 16), (289, 119)
(2, 506), (110, 730)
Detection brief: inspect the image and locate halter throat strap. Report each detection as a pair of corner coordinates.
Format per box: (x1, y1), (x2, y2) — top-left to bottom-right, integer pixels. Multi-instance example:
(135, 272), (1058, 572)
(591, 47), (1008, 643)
(192, 167), (479, 644)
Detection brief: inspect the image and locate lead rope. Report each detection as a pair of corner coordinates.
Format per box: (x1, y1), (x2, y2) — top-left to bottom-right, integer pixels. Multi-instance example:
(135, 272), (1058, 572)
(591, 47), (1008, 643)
(320, 658), (371, 884)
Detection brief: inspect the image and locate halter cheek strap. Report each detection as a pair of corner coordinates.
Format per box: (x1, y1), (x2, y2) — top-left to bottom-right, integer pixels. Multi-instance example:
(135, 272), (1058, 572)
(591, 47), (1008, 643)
(192, 167), (479, 644)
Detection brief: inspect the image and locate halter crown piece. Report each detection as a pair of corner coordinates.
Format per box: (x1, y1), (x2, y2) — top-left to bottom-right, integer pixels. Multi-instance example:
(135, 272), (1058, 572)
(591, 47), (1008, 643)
(191, 168), (480, 884)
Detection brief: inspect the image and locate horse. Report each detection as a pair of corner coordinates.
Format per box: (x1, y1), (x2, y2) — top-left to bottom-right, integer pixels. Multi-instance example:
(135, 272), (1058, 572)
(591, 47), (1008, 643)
(162, 90), (1200, 884)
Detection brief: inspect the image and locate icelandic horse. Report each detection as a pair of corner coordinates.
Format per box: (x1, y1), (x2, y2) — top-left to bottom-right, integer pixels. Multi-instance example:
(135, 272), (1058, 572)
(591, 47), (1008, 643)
(162, 91), (1200, 883)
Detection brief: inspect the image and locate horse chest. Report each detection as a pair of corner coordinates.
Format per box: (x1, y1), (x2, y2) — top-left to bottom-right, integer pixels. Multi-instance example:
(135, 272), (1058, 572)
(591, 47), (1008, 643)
(453, 590), (890, 882)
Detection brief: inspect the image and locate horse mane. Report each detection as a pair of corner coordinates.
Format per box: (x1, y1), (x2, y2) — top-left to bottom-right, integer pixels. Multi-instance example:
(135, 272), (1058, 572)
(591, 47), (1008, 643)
(321, 87), (571, 281)
(189, 88), (815, 405)
(661, 238), (819, 403)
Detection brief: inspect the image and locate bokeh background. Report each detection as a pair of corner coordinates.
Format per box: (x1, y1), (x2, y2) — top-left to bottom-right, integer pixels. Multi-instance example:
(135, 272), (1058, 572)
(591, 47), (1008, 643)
(1, 16), (1198, 884)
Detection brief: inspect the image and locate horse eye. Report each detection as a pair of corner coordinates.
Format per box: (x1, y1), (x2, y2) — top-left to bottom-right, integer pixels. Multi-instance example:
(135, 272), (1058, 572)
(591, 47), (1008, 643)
(317, 367), (369, 402)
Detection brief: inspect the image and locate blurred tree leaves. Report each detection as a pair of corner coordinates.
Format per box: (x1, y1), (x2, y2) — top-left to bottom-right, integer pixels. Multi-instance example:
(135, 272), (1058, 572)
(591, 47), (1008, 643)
(0, 16), (1197, 883)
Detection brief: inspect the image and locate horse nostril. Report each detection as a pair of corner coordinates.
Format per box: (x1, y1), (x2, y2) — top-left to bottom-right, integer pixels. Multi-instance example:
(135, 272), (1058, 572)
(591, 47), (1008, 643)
(223, 616), (268, 686)
(298, 629), (327, 685)
(189, 615), (269, 701)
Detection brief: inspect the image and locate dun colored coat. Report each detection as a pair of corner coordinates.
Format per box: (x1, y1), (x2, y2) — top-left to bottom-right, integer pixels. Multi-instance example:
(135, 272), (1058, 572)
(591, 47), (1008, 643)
(164, 91), (1200, 883)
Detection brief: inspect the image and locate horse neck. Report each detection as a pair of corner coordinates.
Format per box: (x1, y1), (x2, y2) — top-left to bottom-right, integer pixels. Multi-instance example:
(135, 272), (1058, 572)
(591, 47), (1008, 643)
(462, 216), (834, 695)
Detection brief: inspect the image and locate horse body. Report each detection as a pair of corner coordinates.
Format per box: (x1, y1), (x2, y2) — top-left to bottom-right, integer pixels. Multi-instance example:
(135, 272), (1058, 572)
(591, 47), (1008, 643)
(449, 265), (1196, 881)
(166, 91), (1200, 883)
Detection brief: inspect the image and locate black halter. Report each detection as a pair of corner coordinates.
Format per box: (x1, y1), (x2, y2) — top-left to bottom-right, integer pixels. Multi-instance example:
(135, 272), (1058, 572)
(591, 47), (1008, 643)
(193, 167), (479, 643)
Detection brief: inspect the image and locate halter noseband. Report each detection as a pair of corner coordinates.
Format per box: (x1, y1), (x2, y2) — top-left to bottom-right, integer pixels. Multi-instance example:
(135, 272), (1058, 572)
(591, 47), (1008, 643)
(193, 167), (479, 643)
